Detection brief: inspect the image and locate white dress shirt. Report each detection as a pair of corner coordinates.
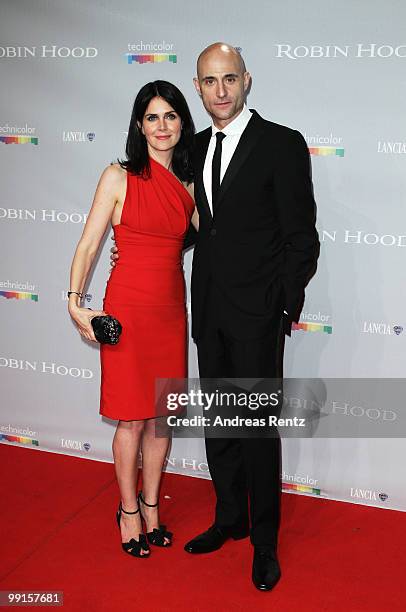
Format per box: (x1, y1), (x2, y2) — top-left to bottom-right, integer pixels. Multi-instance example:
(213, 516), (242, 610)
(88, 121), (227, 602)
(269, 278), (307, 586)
(203, 104), (252, 214)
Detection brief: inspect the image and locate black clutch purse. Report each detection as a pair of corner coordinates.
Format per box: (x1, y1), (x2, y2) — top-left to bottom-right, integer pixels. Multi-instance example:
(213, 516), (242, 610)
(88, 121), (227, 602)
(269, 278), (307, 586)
(90, 314), (122, 345)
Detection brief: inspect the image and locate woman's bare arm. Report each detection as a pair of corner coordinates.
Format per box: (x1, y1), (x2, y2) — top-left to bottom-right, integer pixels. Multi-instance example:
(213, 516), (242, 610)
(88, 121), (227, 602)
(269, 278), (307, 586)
(68, 164), (124, 341)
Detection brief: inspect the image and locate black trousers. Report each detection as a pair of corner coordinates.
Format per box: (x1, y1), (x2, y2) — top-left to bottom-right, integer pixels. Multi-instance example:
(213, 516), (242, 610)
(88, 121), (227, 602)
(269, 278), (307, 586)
(195, 284), (285, 548)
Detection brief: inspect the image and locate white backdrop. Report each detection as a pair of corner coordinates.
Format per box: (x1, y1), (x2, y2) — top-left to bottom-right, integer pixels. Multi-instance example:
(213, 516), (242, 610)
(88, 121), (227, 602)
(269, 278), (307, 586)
(1, 0), (405, 511)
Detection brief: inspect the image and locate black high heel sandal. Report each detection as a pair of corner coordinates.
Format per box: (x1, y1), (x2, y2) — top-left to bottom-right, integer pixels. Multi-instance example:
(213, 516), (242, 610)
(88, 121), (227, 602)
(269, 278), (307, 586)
(138, 491), (173, 547)
(116, 501), (150, 558)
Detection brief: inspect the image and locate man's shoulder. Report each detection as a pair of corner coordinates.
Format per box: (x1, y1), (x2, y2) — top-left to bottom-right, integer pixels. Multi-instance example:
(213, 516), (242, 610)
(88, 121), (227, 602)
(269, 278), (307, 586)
(193, 114), (300, 137)
(252, 113), (308, 154)
(193, 112), (307, 148)
(255, 112), (303, 140)
(195, 126), (211, 140)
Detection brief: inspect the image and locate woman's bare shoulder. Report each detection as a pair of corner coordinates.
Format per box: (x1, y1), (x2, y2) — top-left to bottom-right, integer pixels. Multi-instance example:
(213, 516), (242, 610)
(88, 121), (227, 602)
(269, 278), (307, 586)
(103, 162), (127, 181)
(97, 163), (127, 194)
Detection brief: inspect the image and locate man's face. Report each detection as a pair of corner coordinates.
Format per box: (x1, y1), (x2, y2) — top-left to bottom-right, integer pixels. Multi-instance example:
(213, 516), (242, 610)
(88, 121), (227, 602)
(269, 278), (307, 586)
(194, 48), (250, 128)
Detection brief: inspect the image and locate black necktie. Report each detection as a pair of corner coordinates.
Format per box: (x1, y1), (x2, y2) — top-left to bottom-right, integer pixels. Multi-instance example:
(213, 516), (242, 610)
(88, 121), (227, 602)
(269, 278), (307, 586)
(212, 132), (226, 214)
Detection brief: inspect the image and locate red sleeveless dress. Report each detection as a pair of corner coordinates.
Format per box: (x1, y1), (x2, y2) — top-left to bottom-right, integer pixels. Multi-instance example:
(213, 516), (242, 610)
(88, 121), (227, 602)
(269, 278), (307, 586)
(99, 158), (194, 421)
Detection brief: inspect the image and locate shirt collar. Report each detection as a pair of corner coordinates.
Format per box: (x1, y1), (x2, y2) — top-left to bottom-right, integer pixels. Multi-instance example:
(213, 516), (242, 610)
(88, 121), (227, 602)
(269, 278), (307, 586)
(211, 104), (252, 137)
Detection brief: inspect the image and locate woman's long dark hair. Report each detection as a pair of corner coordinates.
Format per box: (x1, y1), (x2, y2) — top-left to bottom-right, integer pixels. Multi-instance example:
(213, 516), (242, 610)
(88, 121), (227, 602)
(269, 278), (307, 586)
(118, 80), (195, 183)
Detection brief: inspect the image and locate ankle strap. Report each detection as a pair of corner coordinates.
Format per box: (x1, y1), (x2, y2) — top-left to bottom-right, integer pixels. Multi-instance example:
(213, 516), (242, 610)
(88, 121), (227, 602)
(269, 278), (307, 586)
(119, 501), (139, 515)
(138, 491), (158, 508)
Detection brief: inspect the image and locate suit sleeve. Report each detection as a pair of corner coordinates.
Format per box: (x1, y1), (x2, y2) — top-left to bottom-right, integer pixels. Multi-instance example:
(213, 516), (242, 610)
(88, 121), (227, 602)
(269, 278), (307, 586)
(273, 129), (320, 326)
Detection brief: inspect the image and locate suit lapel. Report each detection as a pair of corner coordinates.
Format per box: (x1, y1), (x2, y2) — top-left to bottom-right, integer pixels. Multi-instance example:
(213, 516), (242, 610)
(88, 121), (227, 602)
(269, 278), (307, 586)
(194, 128), (212, 218)
(215, 110), (265, 212)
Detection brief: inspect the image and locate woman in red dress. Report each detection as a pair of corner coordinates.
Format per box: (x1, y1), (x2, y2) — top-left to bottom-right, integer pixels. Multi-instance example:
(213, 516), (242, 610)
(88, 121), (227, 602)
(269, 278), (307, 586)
(68, 81), (197, 557)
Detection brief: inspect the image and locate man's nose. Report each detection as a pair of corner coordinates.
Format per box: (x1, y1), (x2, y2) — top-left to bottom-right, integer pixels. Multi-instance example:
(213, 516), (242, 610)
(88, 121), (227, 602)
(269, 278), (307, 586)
(216, 82), (227, 98)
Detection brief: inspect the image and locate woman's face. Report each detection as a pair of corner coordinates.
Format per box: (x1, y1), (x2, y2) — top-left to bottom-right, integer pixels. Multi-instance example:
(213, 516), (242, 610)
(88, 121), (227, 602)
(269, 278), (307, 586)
(139, 96), (182, 155)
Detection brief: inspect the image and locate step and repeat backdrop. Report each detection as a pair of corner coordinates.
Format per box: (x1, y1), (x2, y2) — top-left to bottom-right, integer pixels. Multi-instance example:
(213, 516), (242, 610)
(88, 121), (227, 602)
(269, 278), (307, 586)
(1, 0), (405, 511)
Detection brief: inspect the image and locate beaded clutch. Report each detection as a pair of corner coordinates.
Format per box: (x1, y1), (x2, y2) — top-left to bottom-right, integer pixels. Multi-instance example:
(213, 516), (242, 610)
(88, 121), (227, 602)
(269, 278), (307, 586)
(91, 315), (122, 345)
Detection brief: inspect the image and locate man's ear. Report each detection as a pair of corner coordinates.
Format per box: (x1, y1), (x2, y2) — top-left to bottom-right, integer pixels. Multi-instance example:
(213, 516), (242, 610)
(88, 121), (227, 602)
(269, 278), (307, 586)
(193, 77), (202, 97)
(243, 71), (251, 93)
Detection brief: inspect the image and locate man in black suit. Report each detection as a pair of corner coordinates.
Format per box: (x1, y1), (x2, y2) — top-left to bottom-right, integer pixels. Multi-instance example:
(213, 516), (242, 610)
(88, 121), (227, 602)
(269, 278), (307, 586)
(182, 43), (319, 591)
(111, 42), (319, 591)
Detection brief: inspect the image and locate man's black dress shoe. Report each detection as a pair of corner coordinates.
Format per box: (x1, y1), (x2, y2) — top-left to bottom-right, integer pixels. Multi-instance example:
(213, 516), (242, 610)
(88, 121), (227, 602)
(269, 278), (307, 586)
(184, 524), (249, 554)
(252, 546), (281, 591)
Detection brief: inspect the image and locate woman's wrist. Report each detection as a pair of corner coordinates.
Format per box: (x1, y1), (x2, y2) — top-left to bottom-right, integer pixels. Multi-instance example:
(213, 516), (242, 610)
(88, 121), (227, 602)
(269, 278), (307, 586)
(68, 290), (83, 307)
(68, 296), (82, 313)
(67, 290), (83, 299)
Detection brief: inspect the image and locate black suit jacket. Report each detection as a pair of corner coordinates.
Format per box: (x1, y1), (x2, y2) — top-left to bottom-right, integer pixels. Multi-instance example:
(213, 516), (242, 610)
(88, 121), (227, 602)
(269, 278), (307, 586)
(185, 109), (320, 340)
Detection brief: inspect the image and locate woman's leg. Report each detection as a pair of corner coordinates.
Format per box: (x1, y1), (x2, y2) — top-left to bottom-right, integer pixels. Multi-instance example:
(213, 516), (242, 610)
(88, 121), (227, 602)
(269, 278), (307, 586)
(140, 417), (171, 542)
(113, 419), (149, 554)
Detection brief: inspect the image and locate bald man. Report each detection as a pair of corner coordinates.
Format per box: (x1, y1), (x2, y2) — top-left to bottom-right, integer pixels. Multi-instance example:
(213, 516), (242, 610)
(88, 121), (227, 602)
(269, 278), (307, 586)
(112, 43), (319, 591)
(184, 43), (319, 591)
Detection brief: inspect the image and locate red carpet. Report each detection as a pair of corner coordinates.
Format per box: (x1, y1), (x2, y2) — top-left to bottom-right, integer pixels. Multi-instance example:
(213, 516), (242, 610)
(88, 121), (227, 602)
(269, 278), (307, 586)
(1, 444), (405, 611)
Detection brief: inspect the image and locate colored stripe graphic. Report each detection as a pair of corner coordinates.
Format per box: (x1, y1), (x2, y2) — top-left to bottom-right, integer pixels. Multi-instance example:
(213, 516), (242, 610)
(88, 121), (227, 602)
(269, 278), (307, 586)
(126, 54), (177, 65)
(283, 482), (321, 495)
(0, 136), (38, 145)
(309, 147), (344, 157)
(0, 433), (39, 446)
(292, 322), (332, 334)
(0, 291), (38, 301)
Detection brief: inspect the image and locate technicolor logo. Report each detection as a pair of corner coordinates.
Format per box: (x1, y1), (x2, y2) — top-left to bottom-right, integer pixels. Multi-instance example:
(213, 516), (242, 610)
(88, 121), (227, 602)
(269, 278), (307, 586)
(0, 433), (39, 446)
(293, 311), (332, 334)
(126, 41), (176, 65)
(126, 53), (177, 65)
(282, 482), (321, 495)
(0, 124), (38, 145)
(0, 291), (38, 302)
(282, 471), (321, 495)
(0, 135), (38, 145)
(304, 133), (344, 157)
(309, 146), (344, 157)
(293, 322), (332, 334)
